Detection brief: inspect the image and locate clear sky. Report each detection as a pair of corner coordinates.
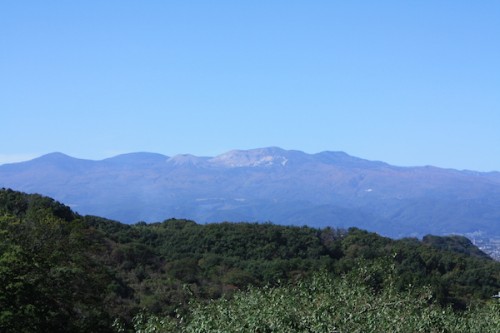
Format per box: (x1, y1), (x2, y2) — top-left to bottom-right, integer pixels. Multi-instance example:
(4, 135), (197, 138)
(1, 1), (499, 171)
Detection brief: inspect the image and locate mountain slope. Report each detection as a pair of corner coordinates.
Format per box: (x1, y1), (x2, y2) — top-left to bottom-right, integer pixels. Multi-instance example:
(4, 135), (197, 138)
(1, 147), (500, 237)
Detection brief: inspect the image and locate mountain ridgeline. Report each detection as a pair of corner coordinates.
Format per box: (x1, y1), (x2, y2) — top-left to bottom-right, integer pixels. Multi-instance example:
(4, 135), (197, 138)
(1, 147), (500, 238)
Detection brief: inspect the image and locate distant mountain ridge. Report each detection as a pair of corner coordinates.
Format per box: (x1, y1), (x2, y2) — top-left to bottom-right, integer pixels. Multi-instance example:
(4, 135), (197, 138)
(1, 147), (500, 238)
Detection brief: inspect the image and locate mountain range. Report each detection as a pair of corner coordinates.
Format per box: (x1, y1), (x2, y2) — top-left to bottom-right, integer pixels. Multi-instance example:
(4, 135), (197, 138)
(1, 147), (500, 238)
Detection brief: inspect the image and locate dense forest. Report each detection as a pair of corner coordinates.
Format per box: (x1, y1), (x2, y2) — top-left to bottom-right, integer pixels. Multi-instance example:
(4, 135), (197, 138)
(1, 188), (499, 332)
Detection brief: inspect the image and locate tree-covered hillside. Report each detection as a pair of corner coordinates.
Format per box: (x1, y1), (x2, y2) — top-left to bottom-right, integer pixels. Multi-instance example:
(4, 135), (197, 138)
(1, 188), (499, 332)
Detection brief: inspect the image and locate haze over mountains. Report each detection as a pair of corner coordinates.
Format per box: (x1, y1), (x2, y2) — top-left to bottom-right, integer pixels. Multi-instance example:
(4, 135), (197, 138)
(1, 147), (500, 238)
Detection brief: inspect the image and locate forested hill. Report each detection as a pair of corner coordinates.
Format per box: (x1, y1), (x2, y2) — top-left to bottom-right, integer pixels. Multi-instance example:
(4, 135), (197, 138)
(1, 188), (500, 332)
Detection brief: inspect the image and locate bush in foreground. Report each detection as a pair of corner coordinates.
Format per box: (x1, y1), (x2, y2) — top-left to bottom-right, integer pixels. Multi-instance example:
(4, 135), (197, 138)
(118, 262), (500, 333)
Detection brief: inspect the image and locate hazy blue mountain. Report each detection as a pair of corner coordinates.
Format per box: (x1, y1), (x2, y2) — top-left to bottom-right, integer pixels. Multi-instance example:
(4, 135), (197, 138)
(1, 147), (500, 238)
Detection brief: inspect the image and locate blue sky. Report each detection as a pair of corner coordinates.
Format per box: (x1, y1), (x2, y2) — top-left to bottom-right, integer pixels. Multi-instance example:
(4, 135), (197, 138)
(1, 1), (499, 171)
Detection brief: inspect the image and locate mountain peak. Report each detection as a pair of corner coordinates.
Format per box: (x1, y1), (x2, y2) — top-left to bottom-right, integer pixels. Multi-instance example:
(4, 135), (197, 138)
(31, 152), (85, 166)
(22, 152), (95, 171)
(37, 152), (74, 160)
(210, 147), (292, 167)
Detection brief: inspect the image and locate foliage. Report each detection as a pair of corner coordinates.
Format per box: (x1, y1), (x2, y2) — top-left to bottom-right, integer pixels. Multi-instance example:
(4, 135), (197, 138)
(1, 188), (500, 332)
(128, 263), (500, 332)
(0, 189), (114, 332)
